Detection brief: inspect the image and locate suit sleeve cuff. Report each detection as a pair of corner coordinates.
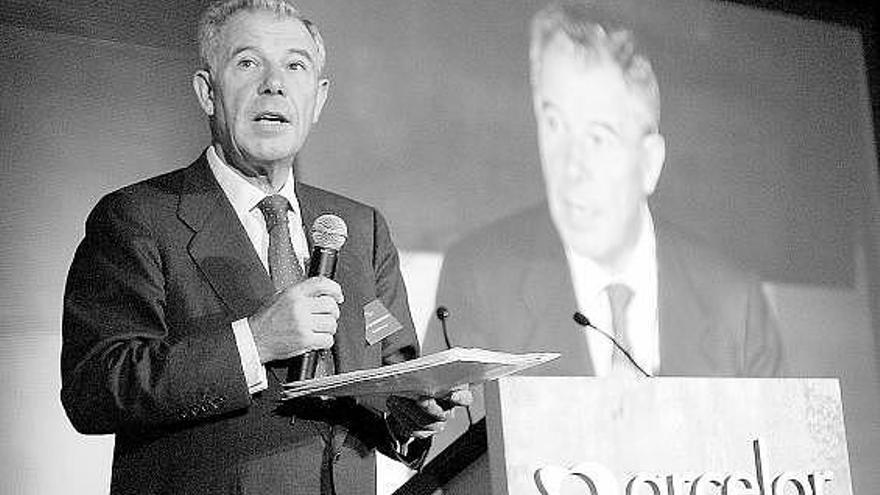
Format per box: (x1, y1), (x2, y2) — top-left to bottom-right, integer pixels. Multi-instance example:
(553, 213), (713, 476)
(232, 318), (267, 394)
(383, 411), (416, 457)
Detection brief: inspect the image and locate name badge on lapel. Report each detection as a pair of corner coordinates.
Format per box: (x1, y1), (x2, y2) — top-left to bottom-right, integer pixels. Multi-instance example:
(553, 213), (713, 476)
(364, 299), (403, 345)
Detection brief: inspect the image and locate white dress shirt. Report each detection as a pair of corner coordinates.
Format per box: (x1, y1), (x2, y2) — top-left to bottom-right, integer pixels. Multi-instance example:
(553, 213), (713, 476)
(565, 207), (659, 376)
(207, 145), (309, 394)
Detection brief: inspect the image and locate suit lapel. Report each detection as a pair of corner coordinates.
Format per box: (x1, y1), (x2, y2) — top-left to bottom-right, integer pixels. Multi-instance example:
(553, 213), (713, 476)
(656, 225), (712, 375)
(297, 184), (318, 257)
(177, 155), (275, 320)
(520, 209), (594, 376)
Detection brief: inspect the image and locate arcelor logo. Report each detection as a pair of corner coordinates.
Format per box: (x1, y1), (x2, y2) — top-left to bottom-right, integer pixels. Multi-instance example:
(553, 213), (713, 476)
(533, 439), (833, 495)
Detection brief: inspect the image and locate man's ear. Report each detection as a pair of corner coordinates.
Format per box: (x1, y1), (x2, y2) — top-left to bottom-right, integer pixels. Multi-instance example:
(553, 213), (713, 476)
(311, 78), (330, 123)
(641, 132), (665, 196)
(192, 70), (215, 116)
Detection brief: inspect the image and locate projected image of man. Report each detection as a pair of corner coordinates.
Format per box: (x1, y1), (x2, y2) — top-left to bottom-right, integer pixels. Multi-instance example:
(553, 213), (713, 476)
(423, 1), (784, 433)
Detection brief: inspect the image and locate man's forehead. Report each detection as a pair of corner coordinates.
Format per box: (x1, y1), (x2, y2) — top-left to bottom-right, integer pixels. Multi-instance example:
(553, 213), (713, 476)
(540, 38), (619, 80)
(219, 9), (317, 55)
(539, 55), (628, 104)
(539, 50), (653, 128)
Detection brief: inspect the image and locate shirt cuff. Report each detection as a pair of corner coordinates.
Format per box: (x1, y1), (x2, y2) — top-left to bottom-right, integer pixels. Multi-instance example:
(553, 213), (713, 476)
(232, 318), (267, 394)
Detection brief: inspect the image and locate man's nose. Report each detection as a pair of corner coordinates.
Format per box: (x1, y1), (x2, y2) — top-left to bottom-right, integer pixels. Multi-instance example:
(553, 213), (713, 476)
(564, 142), (593, 181)
(258, 66), (285, 95)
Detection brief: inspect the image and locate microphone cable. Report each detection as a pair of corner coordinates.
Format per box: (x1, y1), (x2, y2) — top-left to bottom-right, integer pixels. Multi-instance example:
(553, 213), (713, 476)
(436, 306), (453, 350)
(435, 306), (475, 425)
(572, 311), (653, 378)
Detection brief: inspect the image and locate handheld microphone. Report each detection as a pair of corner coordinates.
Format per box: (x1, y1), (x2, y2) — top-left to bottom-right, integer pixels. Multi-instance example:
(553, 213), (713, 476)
(572, 311), (652, 378)
(288, 214), (348, 382)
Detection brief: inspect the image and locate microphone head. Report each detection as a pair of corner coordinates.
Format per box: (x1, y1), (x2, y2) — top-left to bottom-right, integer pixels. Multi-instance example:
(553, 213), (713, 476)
(572, 311), (591, 328)
(436, 306), (450, 320)
(311, 214), (348, 250)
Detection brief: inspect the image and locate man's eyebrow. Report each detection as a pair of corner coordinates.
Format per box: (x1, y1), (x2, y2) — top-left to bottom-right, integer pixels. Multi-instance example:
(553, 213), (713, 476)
(540, 99), (560, 112)
(586, 121), (618, 134)
(285, 48), (315, 63)
(227, 45), (258, 60)
(227, 46), (315, 64)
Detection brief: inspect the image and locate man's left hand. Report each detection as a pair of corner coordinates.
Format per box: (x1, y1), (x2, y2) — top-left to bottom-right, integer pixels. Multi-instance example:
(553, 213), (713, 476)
(386, 387), (473, 440)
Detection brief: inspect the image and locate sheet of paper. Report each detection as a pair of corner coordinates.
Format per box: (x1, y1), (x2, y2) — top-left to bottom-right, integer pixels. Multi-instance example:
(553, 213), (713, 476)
(280, 347), (559, 400)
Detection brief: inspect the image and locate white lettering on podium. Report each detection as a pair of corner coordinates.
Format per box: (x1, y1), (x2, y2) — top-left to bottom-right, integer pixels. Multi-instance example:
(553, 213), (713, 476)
(722, 472), (760, 495)
(531, 440), (834, 495)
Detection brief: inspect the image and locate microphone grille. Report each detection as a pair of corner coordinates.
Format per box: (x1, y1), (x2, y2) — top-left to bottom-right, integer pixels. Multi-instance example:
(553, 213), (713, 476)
(572, 311), (591, 328)
(311, 214), (348, 250)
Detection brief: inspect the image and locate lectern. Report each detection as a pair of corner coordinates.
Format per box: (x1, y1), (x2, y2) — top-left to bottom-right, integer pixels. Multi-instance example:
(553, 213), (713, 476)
(397, 377), (852, 495)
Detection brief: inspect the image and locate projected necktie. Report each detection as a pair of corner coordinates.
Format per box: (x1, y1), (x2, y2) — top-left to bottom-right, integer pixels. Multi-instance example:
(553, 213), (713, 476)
(607, 283), (637, 377)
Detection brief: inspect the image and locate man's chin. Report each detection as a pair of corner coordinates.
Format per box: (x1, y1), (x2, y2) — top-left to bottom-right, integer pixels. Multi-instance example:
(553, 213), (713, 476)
(553, 211), (598, 242)
(241, 146), (299, 166)
(566, 237), (607, 259)
(557, 224), (614, 261)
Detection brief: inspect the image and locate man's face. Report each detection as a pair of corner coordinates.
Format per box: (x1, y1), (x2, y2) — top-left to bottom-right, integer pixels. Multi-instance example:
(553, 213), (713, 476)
(193, 10), (328, 174)
(533, 38), (664, 269)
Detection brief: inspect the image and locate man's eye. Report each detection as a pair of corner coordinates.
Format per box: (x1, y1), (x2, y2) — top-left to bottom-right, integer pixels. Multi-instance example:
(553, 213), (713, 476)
(585, 128), (617, 149)
(237, 59), (257, 69)
(586, 132), (606, 147)
(544, 113), (562, 133)
(288, 61), (307, 71)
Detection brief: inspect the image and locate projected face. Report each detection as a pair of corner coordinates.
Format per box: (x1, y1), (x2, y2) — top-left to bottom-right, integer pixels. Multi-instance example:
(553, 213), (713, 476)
(533, 38), (664, 270)
(193, 10), (328, 177)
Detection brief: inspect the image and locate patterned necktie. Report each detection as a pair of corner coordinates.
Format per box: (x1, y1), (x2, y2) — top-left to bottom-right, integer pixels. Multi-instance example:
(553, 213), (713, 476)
(257, 195), (335, 380)
(257, 195), (305, 289)
(607, 283), (638, 377)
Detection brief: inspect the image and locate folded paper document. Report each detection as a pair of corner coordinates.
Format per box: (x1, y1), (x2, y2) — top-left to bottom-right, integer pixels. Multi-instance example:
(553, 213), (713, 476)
(280, 347), (559, 400)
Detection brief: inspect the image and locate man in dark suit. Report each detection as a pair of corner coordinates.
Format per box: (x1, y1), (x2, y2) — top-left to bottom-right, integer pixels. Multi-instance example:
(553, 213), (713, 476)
(61, 1), (469, 493)
(422, 0), (783, 459)
(428, 207), (782, 378)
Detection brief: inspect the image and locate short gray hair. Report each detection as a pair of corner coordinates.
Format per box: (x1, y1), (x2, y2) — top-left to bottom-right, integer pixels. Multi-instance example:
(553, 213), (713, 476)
(530, 1), (660, 129)
(198, 0), (327, 75)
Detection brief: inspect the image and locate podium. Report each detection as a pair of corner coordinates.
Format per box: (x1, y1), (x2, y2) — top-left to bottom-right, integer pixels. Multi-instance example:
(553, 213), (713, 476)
(397, 377), (852, 495)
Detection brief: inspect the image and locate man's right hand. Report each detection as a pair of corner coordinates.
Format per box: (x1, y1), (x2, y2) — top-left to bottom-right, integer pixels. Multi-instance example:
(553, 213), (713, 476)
(248, 277), (344, 364)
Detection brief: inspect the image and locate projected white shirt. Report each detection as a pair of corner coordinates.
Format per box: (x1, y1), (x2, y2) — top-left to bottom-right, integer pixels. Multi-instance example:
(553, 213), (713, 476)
(565, 207), (659, 376)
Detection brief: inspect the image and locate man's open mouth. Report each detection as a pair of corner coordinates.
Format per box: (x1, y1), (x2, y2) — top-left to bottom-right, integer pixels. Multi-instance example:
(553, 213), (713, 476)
(253, 111), (290, 123)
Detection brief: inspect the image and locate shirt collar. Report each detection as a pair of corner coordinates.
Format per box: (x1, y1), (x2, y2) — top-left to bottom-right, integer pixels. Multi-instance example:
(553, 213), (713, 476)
(206, 144), (301, 218)
(617, 208), (656, 294)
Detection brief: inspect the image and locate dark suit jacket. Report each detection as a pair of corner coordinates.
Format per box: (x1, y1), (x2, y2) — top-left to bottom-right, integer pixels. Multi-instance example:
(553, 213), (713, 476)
(61, 154), (425, 494)
(424, 203), (784, 377)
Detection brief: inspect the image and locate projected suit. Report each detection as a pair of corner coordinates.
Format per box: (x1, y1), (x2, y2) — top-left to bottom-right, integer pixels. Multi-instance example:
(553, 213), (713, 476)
(425, 203), (783, 378)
